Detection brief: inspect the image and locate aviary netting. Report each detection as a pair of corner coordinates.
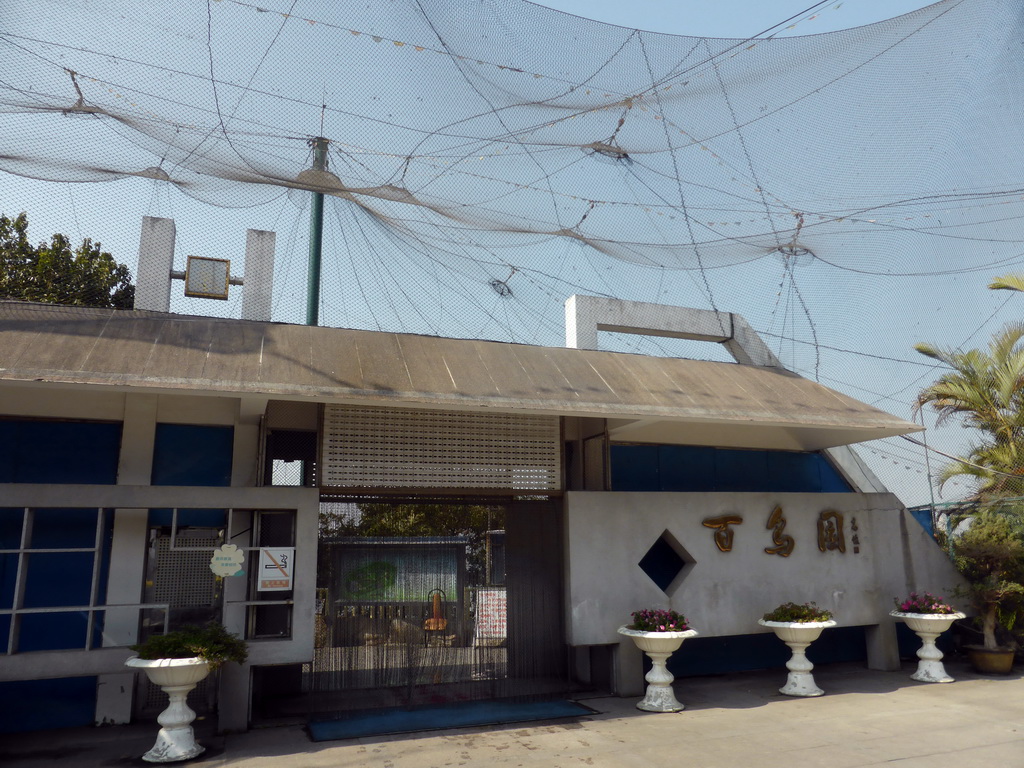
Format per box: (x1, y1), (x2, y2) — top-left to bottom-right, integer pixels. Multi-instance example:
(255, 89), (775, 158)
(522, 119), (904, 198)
(3, 0), (1024, 505)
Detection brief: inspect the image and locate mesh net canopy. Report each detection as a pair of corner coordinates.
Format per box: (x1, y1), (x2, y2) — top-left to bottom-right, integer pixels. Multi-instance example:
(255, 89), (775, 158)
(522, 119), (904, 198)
(3, 0), (1024, 506)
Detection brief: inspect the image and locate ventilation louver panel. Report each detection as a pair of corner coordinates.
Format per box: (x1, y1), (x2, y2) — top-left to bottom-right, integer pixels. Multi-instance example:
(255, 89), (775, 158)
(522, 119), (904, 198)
(321, 405), (561, 491)
(152, 535), (219, 607)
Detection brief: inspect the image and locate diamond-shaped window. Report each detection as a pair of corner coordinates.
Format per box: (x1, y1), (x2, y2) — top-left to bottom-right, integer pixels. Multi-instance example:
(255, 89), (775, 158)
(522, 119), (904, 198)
(638, 530), (693, 594)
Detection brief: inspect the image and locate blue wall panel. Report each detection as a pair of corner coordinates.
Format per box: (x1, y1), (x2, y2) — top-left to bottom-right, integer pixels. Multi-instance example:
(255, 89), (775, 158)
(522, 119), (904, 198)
(0, 677), (97, 733)
(667, 625), (868, 678)
(610, 444), (659, 491)
(767, 450), (819, 492)
(716, 448), (769, 492)
(151, 423), (234, 486)
(657, 445), (715, 492)
(0, 420), (121, 484)
(18, 612), (89, 652)
(908, 507), (934, 536)
(150, 423), (233, 527)
(612, 444), (854, 493)
(0, 508), (22, 548)
(0, 553), (13, 611)
(23, 552), (94, 608)
(31, 507), (100, 549)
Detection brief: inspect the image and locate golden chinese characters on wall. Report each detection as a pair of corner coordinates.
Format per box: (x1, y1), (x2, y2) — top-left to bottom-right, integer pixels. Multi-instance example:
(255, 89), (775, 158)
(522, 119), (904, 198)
(701, 514), (743, 552)
(764, 505), (794, 557)
(699, 506), (859, 556)
(817, 510), (845, 553)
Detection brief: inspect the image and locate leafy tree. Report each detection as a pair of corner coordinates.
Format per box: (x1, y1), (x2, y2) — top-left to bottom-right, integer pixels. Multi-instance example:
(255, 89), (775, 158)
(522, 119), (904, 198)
(952, 510), (1024, 650)
(320, 502), (503, 582)
(336, 503), (500, 541)
(0, 212), (134, 309)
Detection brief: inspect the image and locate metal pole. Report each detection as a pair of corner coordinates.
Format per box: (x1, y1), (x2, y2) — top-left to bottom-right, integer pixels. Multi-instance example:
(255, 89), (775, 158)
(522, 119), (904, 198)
(916, 408), (949, 559)
(917, 408), (952, 560)
(305, 137), (328, 326)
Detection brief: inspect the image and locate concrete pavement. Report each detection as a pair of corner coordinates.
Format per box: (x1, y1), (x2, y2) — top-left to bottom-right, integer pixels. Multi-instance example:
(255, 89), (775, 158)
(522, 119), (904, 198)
(1, 659), (1021, 767)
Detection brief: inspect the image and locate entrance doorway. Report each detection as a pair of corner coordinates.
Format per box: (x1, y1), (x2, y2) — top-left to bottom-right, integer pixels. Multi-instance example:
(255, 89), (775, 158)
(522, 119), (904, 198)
(307, 498), (568, 717)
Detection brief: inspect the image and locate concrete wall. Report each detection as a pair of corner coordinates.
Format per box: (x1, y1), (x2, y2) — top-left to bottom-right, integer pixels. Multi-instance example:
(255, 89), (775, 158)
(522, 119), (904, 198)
(564, 491), (967, 695)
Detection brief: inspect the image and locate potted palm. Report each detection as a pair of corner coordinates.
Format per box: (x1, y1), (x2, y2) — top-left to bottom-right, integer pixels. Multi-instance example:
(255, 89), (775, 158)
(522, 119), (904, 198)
(618, 608), (697, 712)
(890, 592), (965, 683)
(758, 602), (836, 697)
(950, 510), (1024, 674)
(125, 622), (248, 763)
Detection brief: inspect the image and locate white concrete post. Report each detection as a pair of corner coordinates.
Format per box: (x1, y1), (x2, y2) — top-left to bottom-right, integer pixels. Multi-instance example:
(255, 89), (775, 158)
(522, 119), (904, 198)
(134, 217), (176, 312)
(865, 622), (901, 671)
(615, 641), (647, 698)
(241, 229), (275, 322)
(96, 393), (159, 725)
(231, 396), (268, 488)
(564, 295), (593, 349)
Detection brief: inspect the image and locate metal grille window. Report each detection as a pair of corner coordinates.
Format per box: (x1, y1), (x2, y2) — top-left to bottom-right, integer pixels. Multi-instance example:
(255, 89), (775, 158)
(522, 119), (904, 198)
(150, 534), (220, 608)
(142, 508), (297, 642)
(321, 405), (561, 492)
(140, 529), (223, 637)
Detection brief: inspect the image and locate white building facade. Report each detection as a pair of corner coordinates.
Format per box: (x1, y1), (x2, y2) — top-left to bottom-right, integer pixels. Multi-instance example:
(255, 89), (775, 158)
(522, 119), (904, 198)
(0, 298), (964, 733)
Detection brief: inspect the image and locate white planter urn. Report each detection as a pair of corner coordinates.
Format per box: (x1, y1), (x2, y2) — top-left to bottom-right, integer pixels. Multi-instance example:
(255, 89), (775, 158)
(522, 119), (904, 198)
(890, 610), (965, 683)
(618, 626), (698, 712)
(125, 656), (212, 763)
(758, 619), (836, 697)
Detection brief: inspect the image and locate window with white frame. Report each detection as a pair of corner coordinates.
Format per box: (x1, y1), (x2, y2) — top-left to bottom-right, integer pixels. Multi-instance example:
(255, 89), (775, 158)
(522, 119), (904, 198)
(0, 506), (113, 654)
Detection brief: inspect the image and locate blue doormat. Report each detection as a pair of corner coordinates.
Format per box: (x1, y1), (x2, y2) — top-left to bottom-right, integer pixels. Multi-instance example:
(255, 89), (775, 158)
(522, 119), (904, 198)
(308, 699), (594, 741)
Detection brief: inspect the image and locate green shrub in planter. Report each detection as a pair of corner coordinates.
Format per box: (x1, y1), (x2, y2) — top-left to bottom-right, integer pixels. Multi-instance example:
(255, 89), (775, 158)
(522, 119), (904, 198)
(131, 622), (248, 670)
(951, 510), (1024, 652)
(762, 601), (833, 623)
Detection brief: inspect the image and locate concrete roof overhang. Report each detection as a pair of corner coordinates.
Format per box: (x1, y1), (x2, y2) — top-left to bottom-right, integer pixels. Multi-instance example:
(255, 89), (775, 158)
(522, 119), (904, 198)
(0, 302), (920, 451)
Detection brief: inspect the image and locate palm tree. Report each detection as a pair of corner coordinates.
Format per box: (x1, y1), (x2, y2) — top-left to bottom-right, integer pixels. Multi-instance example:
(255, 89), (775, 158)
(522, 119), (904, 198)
(989, 273), (1024, 293)
(919, 280), (1024, 652)
(933, 442), (1024, 500)
(915, 322), (1024, 499)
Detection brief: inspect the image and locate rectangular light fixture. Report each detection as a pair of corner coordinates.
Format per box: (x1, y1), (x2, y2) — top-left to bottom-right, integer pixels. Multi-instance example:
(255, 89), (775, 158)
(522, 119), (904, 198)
(184, 255), (230, 300)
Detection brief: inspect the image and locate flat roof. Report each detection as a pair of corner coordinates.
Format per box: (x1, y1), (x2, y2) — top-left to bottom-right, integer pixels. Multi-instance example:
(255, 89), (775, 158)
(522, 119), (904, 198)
(0, 301), (919, 451)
